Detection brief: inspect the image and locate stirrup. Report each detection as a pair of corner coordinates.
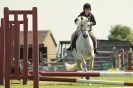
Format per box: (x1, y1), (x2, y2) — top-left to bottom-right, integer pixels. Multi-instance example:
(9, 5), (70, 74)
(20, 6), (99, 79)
(66, 46), (72, 51)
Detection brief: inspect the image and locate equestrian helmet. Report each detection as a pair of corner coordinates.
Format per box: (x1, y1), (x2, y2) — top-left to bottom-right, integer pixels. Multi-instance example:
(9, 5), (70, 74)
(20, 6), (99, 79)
(83, 3), (91, 11)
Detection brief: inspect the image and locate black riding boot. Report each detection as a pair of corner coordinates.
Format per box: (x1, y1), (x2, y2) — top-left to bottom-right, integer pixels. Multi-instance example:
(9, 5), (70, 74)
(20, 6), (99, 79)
(94, 48), (99, 54)
(66, 45), (72, 51)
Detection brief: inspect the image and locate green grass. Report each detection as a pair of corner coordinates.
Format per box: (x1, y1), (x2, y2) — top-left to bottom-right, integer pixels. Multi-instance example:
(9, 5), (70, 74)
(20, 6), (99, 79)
(0, 77), (133, 88)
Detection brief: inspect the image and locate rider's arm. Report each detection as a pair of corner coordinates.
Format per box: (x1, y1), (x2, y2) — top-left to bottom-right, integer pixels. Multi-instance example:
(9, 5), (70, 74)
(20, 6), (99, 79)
(74, 12), (84, 24)
(74, 18), (78, 24)
(89, 14), (96, 26)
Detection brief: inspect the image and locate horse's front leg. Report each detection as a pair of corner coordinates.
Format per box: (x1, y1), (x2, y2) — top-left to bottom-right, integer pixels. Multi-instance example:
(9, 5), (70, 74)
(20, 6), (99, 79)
(87, 58), (94, 70)
(81, 58), (88, 71)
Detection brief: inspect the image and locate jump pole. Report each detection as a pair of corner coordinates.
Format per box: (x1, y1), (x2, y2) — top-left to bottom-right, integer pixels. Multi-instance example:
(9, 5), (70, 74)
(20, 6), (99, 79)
(38, 77), (133, 86)
(39, 71), (133, 77)
(10, 75), (133, 86)
(76, 79), (133, 86)
(42, 77), (133, 86)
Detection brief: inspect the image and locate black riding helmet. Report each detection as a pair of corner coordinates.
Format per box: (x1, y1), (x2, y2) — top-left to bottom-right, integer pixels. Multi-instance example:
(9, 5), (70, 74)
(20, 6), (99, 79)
(83, 3), (91, 11)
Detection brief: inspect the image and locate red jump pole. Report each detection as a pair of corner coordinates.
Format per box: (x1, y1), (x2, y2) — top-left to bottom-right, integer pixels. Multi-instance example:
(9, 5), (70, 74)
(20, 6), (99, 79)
(39, 71), (100, 77)
(39, 71), (133, 77)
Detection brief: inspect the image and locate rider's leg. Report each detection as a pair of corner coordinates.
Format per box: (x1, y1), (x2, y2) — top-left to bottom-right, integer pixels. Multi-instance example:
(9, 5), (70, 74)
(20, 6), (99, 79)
(89, 31), (98, 54)
(66, 30), (78, 51)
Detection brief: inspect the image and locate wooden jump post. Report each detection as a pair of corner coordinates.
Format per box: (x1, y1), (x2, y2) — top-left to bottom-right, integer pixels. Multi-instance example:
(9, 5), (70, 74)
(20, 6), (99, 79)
(0, 18), (27, 85)
(0, 24), (1, 85)
(0, 18), (5, 85)
(112, 47), (133, 70)
(4, 7), (39, 88)
(10, 19), (28, 84)
(128, 48), (133, 70)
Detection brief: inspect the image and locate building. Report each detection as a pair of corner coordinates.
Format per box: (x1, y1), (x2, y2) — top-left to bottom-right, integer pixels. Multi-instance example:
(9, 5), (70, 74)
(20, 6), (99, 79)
(20, 30), (57, 61)
(97, 39), (132, 51)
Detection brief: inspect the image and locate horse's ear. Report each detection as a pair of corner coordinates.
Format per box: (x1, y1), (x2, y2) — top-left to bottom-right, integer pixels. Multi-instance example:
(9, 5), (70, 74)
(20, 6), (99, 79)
(81, 17), (83, 20)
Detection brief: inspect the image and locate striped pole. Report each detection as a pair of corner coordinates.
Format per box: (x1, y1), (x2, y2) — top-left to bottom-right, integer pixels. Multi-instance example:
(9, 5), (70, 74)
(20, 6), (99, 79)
(39, 71), (133, 77)
(10, 75), (133, 86)
(39, 77), (133, 86)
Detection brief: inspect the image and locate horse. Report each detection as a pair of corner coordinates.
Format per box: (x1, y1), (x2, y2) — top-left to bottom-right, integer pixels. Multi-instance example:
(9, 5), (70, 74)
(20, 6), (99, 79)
(72, 16), (95, 71)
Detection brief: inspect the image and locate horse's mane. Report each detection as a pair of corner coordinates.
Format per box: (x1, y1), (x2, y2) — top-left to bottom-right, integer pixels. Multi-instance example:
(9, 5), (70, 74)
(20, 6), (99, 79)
(75, 16), (88, 27)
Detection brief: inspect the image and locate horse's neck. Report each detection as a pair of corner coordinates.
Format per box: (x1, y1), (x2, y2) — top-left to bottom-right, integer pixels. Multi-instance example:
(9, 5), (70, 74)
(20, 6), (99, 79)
(78, 25), (87, 30)
(78, 31), (90, 43)
(77, 32), (93, 55)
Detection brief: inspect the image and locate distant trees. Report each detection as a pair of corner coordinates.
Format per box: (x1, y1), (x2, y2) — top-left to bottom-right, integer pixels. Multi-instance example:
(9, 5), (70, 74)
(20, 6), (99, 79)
(108, 24), (133, 44)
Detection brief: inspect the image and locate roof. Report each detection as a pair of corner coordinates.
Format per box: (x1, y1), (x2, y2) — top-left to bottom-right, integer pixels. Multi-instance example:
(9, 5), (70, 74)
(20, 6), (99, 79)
(97, 39), (132, 51)
(20, 30), (57, 47)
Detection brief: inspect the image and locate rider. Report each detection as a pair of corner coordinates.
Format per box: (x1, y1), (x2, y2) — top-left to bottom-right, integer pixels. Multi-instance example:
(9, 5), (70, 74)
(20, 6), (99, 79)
(67, 3), (98, 54)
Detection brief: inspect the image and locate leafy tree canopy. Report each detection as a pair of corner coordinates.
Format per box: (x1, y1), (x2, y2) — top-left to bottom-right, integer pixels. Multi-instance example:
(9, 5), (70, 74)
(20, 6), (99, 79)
(108, 24), (133, 44)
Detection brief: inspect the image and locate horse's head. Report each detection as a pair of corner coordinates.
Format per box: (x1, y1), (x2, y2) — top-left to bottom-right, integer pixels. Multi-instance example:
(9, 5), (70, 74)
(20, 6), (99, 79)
(76, 16), (90, 39)
(76, 16), (88, 27)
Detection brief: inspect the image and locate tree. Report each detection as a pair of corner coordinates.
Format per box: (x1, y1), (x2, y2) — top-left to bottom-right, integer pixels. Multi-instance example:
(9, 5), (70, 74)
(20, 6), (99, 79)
(108, 24), (133, 44)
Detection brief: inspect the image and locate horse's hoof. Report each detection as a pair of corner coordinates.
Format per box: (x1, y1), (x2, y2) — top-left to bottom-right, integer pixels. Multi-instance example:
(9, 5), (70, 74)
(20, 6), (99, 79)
(86, 77), (90, 80)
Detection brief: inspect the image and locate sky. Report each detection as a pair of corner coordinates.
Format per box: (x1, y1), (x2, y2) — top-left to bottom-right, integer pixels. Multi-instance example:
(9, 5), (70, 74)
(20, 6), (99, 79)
(0, 0), (133, 45)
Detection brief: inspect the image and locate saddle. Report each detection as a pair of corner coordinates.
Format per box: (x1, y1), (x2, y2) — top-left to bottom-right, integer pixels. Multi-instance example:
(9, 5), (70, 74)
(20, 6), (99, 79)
(71, 30), (95, 51)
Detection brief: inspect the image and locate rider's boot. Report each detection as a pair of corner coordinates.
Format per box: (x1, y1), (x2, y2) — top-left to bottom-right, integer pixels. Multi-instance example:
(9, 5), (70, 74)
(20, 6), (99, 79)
(66, 45), (72, 51)
(94, 48), (99, 54)
(66, 30), (79, 51)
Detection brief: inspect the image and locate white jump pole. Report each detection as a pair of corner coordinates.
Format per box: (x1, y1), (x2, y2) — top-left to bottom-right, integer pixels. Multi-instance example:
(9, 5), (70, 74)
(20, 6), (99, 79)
(98, 71), (133, 77)
(76, 79), (133, 86)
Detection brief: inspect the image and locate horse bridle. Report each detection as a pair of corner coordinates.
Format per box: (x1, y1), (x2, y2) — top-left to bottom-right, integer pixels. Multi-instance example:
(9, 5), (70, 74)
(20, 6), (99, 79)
(79, 25), (90, 38)
(80, 24), (91, 34)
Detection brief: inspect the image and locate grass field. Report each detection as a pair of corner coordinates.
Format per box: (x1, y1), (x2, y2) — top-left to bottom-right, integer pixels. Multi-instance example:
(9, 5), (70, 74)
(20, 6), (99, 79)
(0, 77), (133, 88)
